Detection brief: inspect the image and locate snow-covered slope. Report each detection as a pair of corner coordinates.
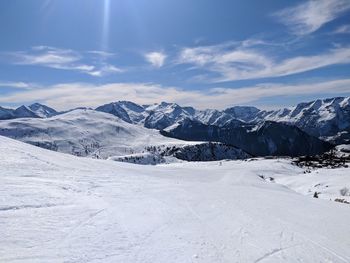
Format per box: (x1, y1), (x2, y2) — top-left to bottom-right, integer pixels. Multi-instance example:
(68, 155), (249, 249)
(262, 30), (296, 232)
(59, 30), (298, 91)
(0, 103), (55, 120)
(224, 106), (261, 122)
(144, 102), (196, 129)
(1, 96), (349, 144)
(0, 106), (14, 120)
(96, 101), (198, 129)
(1, 135), (350, 262)
(95, 101), (140, 123)
(0, 109), (192, 159)
(93, 97), (350, 144)
(263, 97), (350, 143)
(28, 103), (57, 118)
(13, 105), (40, 118)
(0, 109), (253, 163)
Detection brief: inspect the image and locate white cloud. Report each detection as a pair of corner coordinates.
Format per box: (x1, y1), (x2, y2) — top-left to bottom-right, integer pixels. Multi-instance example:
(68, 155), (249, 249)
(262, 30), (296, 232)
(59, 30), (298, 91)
(0, 81), (34, 90)
(178, 43), (350, 82)
(6, 46), (122, 77)
(144, 51), (167, 68)
(88, 64), (123, 77)
(0, 79), (349, 110)
(334, 24), (350, 34)
(274, 0), (350, 35)
(87, 50), (115, 58)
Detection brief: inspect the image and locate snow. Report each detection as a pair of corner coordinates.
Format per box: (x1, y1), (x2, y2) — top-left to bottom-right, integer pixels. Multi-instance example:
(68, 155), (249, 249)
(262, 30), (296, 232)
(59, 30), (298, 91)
(3, 96), (348, 144)
(274, 167), (350, 203)
(0, 106), (14, 120)
(28, 103), (57, 118)
(1, 135), (350, 262)
(0, 109), (197, 159)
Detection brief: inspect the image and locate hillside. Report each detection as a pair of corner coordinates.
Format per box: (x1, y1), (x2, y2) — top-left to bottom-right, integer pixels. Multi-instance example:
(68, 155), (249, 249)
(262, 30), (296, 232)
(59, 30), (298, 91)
(0, 109), (187, 159)
(161, 119), (332, 157)
(1, 135), (350, 262)
(0, 109), (250, 163)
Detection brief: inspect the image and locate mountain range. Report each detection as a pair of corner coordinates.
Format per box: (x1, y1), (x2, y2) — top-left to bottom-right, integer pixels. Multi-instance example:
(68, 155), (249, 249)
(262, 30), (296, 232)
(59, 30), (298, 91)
(95, 97), (350, 145)
(0, 103), (57, 119)
(0, 96), (349, 161)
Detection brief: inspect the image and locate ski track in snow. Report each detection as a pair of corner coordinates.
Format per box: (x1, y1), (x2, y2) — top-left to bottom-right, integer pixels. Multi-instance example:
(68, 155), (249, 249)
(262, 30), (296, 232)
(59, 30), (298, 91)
(0, 136), (350, 262)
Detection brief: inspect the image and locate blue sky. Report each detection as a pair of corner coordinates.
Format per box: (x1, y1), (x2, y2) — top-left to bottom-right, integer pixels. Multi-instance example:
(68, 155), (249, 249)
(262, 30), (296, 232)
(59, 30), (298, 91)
(0, 0), (350, 110)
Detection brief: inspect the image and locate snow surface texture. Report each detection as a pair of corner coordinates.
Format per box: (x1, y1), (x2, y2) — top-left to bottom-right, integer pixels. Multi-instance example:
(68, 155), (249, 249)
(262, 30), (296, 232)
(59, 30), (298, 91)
(1, 135), (350, 262)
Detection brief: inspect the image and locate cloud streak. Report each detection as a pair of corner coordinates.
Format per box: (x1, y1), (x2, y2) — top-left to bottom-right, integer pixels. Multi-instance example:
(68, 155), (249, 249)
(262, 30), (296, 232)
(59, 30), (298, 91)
(6, 46), (123, 77)
(0, 81), (34, 90)
(178, 43), (350, 82)
(274, 0), (350, 35)
(0, 79), (349, 110)
(334, 24), (350, 34)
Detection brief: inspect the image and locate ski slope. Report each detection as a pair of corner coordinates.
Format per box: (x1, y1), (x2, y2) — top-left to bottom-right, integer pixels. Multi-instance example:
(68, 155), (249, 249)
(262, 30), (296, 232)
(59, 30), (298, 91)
(1, 136), (350, 262)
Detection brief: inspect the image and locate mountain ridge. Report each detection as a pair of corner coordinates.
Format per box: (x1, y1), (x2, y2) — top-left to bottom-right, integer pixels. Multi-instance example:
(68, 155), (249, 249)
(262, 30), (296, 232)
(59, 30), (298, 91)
(1, 96), (349, 145)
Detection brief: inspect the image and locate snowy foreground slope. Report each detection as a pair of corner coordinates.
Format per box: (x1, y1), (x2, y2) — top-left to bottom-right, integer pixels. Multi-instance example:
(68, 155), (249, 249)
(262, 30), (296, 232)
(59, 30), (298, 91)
(1, 136), (350, 263)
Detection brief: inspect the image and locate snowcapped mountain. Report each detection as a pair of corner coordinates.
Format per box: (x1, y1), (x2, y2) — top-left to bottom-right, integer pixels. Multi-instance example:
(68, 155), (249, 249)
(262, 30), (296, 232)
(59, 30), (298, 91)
(0, 108), (251, 162)
(195, 109), (233, 126)
(223, 106), (261, 122)
(0, 103), (56, 120)
(144, 102), (196, 129)
(28, 103), (57, 118)
(1, 96), (349, 154)
(263, 97), (350, 144)
(96, 101), (196, 129)
(93, 97), (350, 144)
(0, 109), (188, 159)
(161, 118), (332, 157)
(95, 101), (141, 123)
(13, 105), (40, 118)
(0, 106), (15, 120)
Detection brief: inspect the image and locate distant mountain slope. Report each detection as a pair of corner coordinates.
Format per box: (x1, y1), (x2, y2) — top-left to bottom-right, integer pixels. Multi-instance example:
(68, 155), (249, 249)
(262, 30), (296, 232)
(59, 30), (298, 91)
(0, 106), (15, 120)
(93, 97), (350, 144)
(0, 103), (56, 120)
(0, 109), (186, 158)
(161, 119), (332, 157)
(95, 102), (137, 123)
(1, 96), (349, 145)
(28, 103), (57, 118)
(0, 109), (251, 162)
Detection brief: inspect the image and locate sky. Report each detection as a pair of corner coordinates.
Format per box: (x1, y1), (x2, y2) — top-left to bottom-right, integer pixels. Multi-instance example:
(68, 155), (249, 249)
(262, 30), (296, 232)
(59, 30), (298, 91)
(0, 0), (350, 110)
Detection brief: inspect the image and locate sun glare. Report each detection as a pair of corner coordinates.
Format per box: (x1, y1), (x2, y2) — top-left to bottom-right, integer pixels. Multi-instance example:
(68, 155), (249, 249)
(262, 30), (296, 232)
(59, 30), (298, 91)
(102, 0), (111, 51)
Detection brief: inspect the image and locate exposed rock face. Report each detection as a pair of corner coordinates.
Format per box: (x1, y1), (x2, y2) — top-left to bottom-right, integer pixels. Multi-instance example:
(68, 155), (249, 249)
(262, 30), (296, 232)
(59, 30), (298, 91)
(161, 119), (333, 157)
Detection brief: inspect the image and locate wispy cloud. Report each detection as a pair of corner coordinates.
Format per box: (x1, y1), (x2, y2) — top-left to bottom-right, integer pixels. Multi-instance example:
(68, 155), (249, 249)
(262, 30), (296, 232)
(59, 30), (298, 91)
(178, 42), (350, 82)
(88, 65), (123, 77)
(0, 81), (34, 90)
(87, 50), (115, 58)
(274, 0), (350, 35)
(144, 51), (167, 68)
(5, 46), (123, 77)
(1, 79), (349, 110)
(334, 24), (350, 34)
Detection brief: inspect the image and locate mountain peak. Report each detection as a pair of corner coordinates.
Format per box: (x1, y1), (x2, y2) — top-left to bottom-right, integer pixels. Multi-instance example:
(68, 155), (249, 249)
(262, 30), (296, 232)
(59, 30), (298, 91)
(28, 103), (57, 118)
